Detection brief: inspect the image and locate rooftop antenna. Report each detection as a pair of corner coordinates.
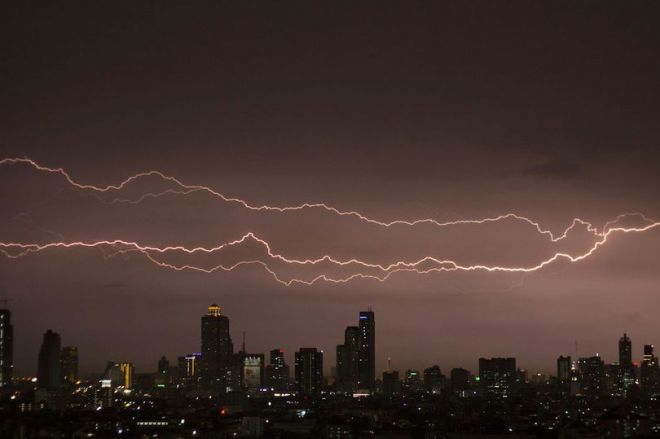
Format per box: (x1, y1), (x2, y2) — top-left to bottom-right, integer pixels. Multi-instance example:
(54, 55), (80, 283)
(242, 331), (246, 353)
(387, 357), (391, 371)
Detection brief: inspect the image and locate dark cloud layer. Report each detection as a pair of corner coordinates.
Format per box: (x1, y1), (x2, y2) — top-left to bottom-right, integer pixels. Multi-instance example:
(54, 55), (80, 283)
(520, 161), (586, 179)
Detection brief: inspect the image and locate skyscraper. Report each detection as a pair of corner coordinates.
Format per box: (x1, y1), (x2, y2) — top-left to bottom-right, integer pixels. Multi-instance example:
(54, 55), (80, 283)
(61, 346), (79, 383)
(157, 355), (170, 385)
(619, 333), (633, 369)
(295, 348), (323, 395)
(0, 309), (13, 387)
(423, 365), (445, 394)
(336, 326), (359, 393)
(266, 349), (290, 391)
(200, 304), (233, 388)
(382, 370), (400, 396)
(450, 368), (470, 393)
(578, 355), (605, 398)
(182, 352), (202, 380)
(616, 333), (636, 396)
(358, 310), (375, 391)
(38, 330), (62, 389)
(158, 355), (169, 375)
(641, 344), (659, 393)
(336, 344), (346, 388)
(478, 357), (516, 398)
(557, 355), (572, 385)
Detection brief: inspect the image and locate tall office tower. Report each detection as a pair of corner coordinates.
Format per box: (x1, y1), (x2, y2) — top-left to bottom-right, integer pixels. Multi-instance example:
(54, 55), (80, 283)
(157, 355), (170, 384)
(450, 368), (470, 393)
(478, 357), (516, 398)
(382, 370), (400, 396)
(336, 326), (360, 393)
(0, 309), (13, 387)
(641, 344), (658, 392)
(200, 304), (233, 387)
(295, 348), (323, 395)
(266, 349), (289, 391)
(38, 330), (62, 389)
(61, 346), (79, 383)
(557, 355), (572, 385)
(336, 344), (347, 389)
(183, 353), (202, 379)
(578, 355), (605, 398)
(158, 356), (169, 374)
(358, 310), (375, 391)
(344, 326), (359, 390)
(619, 333), (633, 369)
(423, 365), (445, 394)
(404, 369), (422, 392)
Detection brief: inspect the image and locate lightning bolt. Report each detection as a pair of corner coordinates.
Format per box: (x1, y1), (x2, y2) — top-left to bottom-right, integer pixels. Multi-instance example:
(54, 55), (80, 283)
(1, 220), (658, 286)
(0, 157), (631, 242)
(1, 157), (658, 286)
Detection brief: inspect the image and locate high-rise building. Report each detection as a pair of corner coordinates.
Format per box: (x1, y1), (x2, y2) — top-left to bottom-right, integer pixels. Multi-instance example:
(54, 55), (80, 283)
(382, 370), (400, 396)
(336, 344), (346, 387)
(61, 346), (79, 384)
(403, 369), (422, 392)
(200, 304), (233, 388)
(358, 310), (375, 391)
(266, 349), (290, 391)
(641, 344), (659, 393)
(103, 361), (134, 389)
(156, 355), (170, 386)
(0, 309), (13, 387)
(557, 355), (572, 385)
(158, 355), (169, 375)
(295, 348), (323, 395)
(182, 352), (201, 380)
(336, 325), (359, 393)
(578, 355), (605, 398)
(38, 330), (62, 389)
(241, 353), (265, 390)
(616, 333), (636, 396)
(423, 365), (445, 394)
(450, 368), (470, 393)
(619, 333), (633, 369)
(478, 357), (516, 398)
(345, 326), (359, 391)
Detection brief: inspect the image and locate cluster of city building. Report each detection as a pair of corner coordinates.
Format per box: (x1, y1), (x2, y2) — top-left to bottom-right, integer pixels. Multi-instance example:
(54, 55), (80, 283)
(2, 305), (660, 437)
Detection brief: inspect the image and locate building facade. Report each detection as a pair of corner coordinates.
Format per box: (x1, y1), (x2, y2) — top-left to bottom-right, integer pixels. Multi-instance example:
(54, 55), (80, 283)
(200, 304), (233, 388)
(0, 309), (13, 387)
(37, 330), (62, 389)
(479, 357), (516, 398)
(266, 349), (289, 391)
(295, 348), (323, 395)
(358, 310), (375, 391)
(61, 346), (79, 384)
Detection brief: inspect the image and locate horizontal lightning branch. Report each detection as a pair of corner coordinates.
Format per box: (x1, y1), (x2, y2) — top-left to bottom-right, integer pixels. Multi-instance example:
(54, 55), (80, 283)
(0, 222), (658, 286)
(1, 157), (647, 242)
(1, 157), (658, 286)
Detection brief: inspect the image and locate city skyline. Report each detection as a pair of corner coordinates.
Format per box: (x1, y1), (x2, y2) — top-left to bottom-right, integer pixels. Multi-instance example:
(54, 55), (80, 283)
(3, 303), (658, 382)
(2, 1), (660, 382)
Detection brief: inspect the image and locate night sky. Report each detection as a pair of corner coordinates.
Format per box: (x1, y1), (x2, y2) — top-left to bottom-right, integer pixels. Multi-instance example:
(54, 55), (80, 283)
(2, 2), (660, 377)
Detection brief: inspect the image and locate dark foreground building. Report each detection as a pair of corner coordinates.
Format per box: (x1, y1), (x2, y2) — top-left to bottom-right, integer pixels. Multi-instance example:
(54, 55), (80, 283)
(0, 309), (13, 387)
(38, 330), (62, 389)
